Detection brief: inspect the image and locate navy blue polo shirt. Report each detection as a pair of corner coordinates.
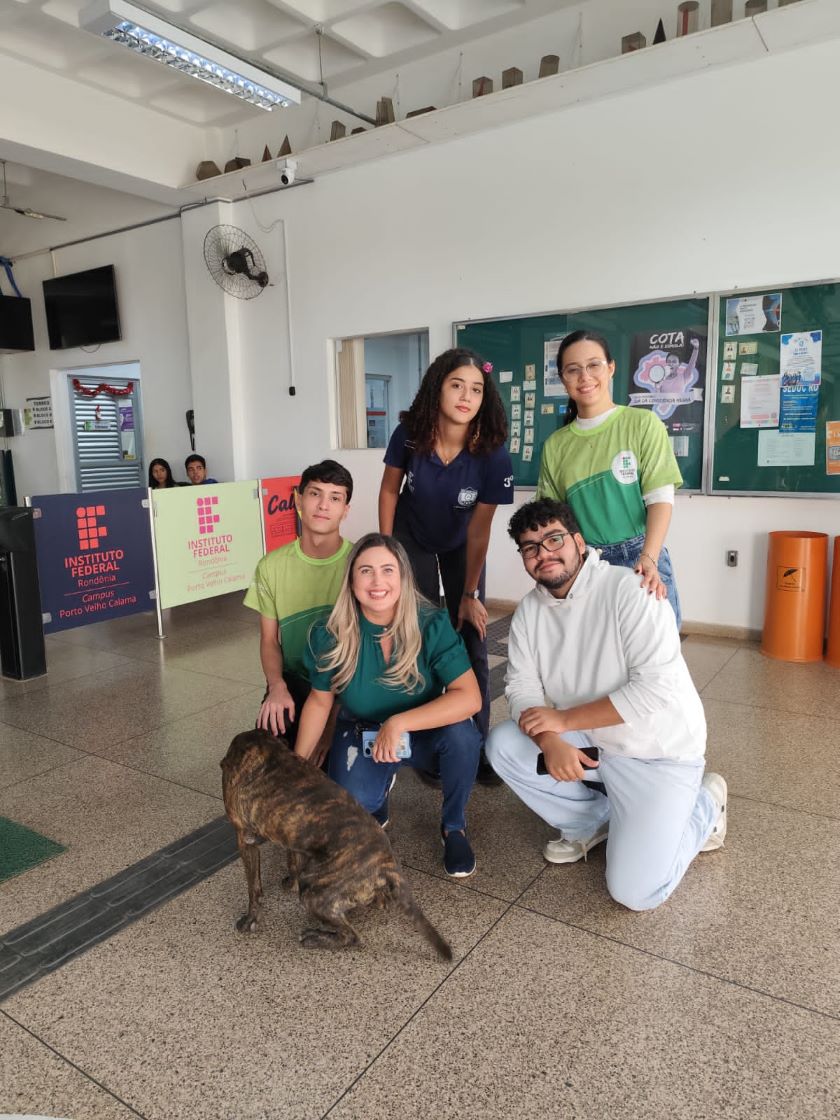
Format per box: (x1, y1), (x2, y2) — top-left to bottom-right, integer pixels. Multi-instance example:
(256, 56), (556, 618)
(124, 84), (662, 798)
(384, 422), (514, 554)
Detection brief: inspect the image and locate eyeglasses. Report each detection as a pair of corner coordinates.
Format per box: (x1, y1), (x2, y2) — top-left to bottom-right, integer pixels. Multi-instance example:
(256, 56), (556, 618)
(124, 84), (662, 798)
(517, 530), (569, 561)
(561, 359), (609, 379)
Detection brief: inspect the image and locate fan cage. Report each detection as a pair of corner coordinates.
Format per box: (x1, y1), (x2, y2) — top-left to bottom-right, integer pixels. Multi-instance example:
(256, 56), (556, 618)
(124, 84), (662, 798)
(203, 224), (269, 300)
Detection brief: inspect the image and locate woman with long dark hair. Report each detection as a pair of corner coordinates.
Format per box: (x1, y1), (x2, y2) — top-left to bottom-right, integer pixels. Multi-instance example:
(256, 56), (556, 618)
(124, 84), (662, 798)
(295, 533), (482, 877)
(148, 458), (177, 489)
(536, 330), (683, 626)
(378, 348), (513, 783)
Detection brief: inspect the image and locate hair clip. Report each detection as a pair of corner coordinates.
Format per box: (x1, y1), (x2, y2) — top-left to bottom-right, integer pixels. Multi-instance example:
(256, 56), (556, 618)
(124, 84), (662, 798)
(482, 361), (493, 374)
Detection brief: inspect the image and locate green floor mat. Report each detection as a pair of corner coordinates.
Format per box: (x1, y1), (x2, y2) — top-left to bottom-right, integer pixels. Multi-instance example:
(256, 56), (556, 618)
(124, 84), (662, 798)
(0, 817), (66, 883)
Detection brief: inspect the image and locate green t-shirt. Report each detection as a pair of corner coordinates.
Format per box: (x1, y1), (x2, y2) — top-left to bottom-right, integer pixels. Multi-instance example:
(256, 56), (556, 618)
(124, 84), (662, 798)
(243, 537), (352, 680)
(304, 606), (472, 723)
(536, 406), (682, 546)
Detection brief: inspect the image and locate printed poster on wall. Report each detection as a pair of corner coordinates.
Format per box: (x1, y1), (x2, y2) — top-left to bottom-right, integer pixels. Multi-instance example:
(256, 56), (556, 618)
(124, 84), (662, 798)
(543, 334), (569, 399)
(628, 328), (706, 459)
(725, 293), (782, 336)
(31, 488), (155, 634)
(740, 375), (780, 429)
(261, 475), (300, 554)
(779, 330), (822, 433)
(25, 396), (54, 430)
(826, 421), (840, 475)
(153, 481), (264, 610)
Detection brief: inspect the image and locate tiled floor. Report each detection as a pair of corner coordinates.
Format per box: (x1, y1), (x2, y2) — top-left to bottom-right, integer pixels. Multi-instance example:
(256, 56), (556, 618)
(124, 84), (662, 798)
(1, 595), (839, 1119)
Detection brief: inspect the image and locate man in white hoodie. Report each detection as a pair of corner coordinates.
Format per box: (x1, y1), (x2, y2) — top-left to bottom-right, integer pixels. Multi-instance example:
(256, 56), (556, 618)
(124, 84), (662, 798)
(485, 498), (726, 911)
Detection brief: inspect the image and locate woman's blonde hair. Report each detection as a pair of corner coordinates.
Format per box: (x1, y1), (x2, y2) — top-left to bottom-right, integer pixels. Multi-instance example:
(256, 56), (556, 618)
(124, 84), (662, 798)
(316, 533), (427, 694)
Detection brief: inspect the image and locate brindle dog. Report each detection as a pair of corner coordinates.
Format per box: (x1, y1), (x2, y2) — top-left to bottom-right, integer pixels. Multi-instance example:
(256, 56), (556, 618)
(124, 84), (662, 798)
(221, 729), (452, 960)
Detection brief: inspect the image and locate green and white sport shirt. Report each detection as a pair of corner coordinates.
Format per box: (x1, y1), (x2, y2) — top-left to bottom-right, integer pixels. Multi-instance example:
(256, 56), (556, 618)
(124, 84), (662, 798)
(535, 406), (682, 547)
(243, 537), (352, 680)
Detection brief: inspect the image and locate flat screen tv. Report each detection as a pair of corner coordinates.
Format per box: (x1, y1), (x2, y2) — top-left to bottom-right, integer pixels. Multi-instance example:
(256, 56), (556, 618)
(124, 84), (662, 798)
(43, 265), (121, 350)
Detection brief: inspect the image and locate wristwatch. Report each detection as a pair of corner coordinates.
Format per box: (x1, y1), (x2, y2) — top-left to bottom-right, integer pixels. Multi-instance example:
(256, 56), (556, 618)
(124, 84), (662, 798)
(462, 588), (480, 600)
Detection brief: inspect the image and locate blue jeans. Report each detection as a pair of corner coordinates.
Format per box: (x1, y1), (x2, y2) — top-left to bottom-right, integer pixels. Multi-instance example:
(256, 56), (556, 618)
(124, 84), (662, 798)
(597, 534), (682, 631)
(327, 712), (481, 833)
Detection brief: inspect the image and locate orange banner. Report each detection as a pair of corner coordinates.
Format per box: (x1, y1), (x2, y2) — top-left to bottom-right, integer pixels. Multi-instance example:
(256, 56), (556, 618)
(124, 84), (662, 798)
(261, 475), (300, 553)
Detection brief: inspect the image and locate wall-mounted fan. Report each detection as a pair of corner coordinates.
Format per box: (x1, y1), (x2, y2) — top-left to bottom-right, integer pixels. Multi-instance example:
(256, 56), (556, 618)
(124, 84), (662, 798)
(0, 161), (66, 222)
(203, 225), (270, 300)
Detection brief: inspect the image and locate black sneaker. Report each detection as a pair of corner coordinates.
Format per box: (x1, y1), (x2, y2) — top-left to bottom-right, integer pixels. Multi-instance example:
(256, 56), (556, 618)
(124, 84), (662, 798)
(441, 827), (476, 878)
(476, 749), (502, 786)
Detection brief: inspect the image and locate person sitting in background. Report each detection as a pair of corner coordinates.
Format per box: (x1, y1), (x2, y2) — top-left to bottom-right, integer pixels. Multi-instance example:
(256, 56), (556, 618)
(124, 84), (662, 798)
(294, 532), (482, 878)
(148, 458), (178, 489)
(185, 453), (218, 485)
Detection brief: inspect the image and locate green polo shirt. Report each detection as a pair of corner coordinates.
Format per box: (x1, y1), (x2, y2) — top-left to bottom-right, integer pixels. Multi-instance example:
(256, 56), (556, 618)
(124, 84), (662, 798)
(243, 537), (352, 680)
(304, 606), (471, 722)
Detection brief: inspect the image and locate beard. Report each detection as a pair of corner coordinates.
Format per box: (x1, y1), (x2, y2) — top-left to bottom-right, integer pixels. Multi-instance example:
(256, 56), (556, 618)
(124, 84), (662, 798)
(535, 548), (583, 593)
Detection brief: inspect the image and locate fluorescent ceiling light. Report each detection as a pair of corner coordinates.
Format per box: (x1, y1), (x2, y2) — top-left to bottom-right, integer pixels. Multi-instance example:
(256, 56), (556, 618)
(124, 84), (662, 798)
(79, 1), (301, 111)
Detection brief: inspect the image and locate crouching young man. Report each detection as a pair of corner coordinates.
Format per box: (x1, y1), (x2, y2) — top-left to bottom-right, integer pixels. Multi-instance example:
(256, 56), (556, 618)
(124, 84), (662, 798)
(244, 460), (353, 747)
(485, 499), (726, 912)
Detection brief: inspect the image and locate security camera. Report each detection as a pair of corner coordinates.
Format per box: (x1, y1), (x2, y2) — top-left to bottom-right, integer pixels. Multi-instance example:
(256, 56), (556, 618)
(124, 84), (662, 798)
(278, 160), (297, 186)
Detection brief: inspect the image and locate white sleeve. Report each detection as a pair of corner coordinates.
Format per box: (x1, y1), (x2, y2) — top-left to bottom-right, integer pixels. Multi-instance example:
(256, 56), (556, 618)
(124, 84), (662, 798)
(642, 483), (675, 506)
(607, 580), (684, 722)
(504, 602), (547, 723)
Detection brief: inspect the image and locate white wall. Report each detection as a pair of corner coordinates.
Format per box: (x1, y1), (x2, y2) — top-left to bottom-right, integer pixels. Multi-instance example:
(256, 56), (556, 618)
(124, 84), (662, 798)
(0, 219), (193, 493)
(211, 35), (840, 632)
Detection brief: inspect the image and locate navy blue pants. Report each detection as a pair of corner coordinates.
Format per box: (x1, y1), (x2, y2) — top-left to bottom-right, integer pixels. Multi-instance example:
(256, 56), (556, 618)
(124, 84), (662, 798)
(392, 508), (490, 746)
(327, 713), (480, 832)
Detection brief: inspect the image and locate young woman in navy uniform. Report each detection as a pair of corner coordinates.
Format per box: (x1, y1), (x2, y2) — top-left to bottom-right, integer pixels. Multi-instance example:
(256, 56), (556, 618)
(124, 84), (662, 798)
(378, 347), (512, 783)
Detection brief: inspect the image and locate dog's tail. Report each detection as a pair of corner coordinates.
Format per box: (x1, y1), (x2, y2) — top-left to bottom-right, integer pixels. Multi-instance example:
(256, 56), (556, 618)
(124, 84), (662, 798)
(388, 872), (452, 961)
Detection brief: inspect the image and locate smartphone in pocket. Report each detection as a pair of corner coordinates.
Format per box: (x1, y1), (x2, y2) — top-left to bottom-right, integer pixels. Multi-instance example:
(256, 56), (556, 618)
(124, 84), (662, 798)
(362, 729), (411, 760)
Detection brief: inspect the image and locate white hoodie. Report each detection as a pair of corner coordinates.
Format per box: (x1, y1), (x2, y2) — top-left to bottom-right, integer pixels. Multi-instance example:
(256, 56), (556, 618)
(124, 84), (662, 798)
(505, 550), (706, 763)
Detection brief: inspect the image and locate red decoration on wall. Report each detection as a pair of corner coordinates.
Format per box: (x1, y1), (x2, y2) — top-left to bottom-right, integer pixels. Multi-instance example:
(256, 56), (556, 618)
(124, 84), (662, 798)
(72, 379), (134, 398)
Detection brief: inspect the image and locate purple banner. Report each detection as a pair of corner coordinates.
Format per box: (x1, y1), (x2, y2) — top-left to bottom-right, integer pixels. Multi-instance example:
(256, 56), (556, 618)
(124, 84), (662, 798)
(31, 488), (155, 633)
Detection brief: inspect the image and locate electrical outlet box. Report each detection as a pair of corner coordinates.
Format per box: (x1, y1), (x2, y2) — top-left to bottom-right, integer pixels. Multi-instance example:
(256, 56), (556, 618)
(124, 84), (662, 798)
(726, 550), (738, 567)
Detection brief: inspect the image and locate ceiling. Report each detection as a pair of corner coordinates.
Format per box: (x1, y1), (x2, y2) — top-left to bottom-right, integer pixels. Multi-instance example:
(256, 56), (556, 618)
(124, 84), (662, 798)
(1, 0), (577, 129)
(0, 0), (830, 258)
(0, 0), (583, 256)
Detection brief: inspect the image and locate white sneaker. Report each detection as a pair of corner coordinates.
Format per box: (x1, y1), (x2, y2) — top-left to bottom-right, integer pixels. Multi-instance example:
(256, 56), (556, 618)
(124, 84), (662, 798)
(700, 772), (727, 852)
(543, 822), (608, 864)
(375, 772), (398, 830)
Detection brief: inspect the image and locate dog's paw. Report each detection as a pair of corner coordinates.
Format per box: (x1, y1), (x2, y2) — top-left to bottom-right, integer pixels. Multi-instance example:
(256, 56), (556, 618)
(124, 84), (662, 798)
(235, 913), (259, 934)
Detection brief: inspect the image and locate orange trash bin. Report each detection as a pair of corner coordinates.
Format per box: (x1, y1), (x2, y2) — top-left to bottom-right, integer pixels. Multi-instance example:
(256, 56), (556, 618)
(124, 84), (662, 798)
(760, 531), (828, 663)
(826, 536), (840, 668)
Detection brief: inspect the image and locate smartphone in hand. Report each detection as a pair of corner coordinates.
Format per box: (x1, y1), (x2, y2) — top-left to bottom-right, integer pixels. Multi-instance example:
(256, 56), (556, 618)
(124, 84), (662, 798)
(362, 730), (411, 760)
(536, 745), (598, 775)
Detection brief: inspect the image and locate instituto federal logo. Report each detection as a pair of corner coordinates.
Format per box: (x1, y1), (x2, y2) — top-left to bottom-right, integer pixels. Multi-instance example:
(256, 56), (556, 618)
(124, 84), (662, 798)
(610, 450), (638, 485)
(65, 503), (123, 582)
(76, 503), (107, 551)
(189, 495), (232, 559)
(196, 495), (220, 534)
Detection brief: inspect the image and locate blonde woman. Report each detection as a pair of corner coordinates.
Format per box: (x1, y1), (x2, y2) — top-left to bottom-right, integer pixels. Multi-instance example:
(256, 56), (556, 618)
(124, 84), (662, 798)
(295, 532), (482, 877)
